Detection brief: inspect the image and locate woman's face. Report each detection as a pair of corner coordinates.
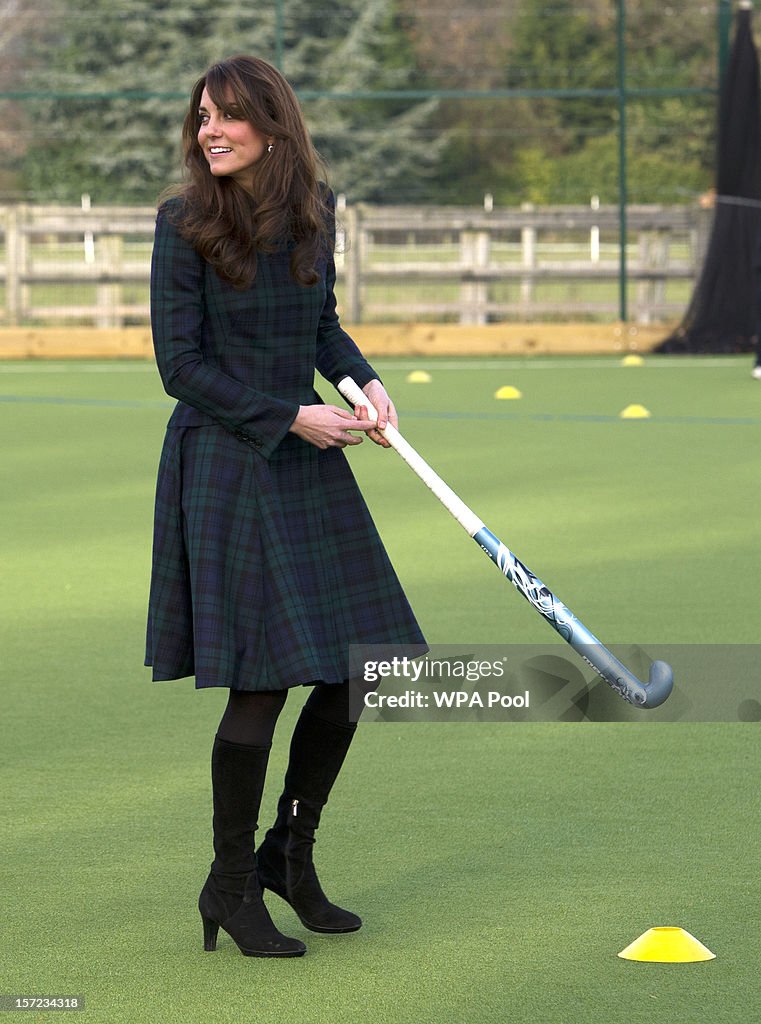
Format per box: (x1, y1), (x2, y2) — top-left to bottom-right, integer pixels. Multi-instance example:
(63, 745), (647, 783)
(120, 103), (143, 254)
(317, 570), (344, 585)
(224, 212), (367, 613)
(197, 86), (271, 188)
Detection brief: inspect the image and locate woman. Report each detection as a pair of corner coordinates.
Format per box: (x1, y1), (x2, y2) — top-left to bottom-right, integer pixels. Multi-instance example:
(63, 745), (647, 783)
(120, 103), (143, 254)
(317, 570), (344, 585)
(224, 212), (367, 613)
(145, 55), (425, 958)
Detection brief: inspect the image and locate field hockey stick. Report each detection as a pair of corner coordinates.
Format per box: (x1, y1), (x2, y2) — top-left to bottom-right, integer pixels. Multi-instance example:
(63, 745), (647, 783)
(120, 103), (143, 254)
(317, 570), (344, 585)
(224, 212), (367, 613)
(337, 376), (673, 709)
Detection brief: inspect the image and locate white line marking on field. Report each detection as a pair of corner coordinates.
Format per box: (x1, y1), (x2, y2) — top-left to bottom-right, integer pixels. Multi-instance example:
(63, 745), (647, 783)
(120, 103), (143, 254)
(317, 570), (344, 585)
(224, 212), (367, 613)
(0, 356), (749, 375)
(376, 357), (748, 371)
(0, 362), (156, 373)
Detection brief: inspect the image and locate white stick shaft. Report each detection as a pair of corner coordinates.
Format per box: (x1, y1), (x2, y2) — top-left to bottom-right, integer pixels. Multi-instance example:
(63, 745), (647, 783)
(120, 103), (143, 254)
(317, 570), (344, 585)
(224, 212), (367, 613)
(337, 379), (674, 709)
(337, 377), (484, 537)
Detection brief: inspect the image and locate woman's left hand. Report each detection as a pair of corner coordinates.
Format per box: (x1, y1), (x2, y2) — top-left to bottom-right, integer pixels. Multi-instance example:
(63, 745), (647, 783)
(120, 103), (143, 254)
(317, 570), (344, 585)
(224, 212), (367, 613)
(354, 379), (397, 448)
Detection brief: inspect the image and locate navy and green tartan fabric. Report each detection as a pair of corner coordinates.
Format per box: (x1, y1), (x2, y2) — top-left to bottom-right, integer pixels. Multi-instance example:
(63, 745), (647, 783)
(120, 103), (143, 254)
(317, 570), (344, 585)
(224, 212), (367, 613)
(145, 194), (425, 690)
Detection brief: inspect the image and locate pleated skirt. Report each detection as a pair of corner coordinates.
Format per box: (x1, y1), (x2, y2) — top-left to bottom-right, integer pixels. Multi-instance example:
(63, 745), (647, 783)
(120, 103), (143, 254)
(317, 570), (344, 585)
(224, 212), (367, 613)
(145, 424), (425, 690)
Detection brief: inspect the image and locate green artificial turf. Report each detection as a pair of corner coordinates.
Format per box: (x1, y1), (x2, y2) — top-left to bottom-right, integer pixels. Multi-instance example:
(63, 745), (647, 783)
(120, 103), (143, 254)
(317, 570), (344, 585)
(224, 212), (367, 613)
(1, 356), (760, 1023)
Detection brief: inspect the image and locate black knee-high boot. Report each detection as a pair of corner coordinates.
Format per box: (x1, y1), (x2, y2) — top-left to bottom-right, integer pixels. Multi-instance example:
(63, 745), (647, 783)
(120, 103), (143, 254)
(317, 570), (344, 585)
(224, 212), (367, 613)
(198, 736), (306, 957)
(257, 707), (362, 933)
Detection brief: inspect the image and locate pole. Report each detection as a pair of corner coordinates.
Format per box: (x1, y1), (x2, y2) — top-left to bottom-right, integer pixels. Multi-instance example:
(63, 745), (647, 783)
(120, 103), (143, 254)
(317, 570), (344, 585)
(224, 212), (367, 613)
(617, 0), (628, 322)
(717, 0), (733, 87)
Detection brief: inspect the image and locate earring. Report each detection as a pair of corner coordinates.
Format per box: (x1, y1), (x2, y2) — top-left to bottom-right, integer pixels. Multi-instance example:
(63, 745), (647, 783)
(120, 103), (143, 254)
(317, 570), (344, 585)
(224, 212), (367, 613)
(267, 143), (274, 153)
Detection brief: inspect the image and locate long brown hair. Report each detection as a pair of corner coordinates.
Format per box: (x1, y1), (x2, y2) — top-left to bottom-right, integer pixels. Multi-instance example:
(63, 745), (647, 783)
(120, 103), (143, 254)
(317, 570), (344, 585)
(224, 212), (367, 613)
(165, 55), (330, 288)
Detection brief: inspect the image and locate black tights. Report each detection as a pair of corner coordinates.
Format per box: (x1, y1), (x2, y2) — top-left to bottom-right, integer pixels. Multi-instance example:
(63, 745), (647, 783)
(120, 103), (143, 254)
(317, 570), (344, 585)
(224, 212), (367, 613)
(216, 680), (359, 747)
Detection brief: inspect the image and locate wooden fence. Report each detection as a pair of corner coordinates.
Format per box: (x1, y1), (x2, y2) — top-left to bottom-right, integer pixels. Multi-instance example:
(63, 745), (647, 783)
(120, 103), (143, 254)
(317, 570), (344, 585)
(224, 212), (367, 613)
(0, 201), (710, 327)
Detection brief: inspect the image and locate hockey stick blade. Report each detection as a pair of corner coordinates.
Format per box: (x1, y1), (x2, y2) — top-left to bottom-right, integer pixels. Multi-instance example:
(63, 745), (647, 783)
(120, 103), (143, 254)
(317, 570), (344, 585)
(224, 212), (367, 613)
(338, 376), (673, 709)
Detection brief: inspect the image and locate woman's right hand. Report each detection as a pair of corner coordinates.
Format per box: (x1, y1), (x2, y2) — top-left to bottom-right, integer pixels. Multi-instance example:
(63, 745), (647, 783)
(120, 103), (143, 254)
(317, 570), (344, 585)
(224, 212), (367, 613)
(288, 404), (375, 449)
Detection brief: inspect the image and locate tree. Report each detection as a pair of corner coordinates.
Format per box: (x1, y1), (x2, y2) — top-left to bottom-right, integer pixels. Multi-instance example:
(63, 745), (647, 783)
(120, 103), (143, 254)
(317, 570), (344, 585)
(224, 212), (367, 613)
(296, 0), (445, 201)
(0, 0), (52, 196)
(18, 0), (443, 204)
(19, 0), (277, 202)
(15, 0), (724, 207)
(505, 0), (617, 155)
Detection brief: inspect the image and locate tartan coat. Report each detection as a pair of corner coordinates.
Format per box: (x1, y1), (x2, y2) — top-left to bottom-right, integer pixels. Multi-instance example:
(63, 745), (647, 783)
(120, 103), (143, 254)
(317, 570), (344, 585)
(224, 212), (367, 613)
(145, 193), (425, 690)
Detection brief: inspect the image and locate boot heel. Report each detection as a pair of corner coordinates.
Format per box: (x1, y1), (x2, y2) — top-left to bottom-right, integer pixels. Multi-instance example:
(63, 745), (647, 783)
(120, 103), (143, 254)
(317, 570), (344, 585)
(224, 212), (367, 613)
(201, 914), (219, 952)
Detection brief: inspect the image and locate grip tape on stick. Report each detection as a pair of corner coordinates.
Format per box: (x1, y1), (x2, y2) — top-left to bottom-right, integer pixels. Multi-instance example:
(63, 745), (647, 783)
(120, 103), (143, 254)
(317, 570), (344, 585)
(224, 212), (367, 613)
(340, 377), (484, 537)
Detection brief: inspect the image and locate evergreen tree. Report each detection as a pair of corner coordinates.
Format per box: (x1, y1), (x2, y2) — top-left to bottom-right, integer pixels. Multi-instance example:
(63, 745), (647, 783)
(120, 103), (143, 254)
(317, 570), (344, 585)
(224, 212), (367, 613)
(20, 0), (275, 202)
(15, 0), (723, 207)
(18, 0), (441, 204)
(1, 0), (50, 197)
(294, 0), (444, 201)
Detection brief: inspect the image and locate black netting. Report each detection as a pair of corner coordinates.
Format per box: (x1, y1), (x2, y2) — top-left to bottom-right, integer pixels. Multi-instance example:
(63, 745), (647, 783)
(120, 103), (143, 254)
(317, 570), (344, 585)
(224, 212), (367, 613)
(658, 6), (761, 354)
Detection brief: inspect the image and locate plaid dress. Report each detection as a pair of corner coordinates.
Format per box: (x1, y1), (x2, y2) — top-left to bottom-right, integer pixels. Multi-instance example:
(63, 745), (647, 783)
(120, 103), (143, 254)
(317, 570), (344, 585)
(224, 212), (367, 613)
(145, 196), (424, 690)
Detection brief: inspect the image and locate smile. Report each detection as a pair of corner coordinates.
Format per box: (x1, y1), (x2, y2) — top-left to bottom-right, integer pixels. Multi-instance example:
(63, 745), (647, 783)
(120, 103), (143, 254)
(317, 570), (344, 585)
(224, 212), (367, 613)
(209, 147), (232, 155)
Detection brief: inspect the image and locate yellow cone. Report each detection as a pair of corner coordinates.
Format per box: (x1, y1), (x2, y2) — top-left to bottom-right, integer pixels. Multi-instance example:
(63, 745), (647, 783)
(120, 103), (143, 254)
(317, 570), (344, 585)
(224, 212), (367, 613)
(618, 927), (716, 963)
(619, 403), (651, 419)
(495, 385), (522, 400)
(622, 354), (644, 366)
(406, 370), (432, 384)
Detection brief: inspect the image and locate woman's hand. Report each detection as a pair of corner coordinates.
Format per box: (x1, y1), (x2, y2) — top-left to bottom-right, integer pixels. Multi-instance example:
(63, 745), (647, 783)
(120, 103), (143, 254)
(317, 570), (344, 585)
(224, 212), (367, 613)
(289, 404), (375, 450)
(354, 379), (397, 449)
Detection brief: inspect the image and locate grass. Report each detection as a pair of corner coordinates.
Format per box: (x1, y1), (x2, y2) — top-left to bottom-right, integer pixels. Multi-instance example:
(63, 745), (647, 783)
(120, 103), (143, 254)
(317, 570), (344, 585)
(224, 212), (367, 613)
(1, 355), (760, 1023)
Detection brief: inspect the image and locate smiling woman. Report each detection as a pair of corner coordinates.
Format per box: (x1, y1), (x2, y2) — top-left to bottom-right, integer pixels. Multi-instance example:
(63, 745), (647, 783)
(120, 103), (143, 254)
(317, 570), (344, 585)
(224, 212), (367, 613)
(145, 54), (425, 963)
(197, 90), (272, 188)
(169, 55), (330, 289)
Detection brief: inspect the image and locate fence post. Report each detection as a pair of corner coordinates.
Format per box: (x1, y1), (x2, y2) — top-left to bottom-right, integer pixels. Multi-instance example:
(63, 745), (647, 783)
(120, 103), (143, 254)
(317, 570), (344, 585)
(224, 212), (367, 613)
(96, 234), (123, 328)
(520, 202), (536, 314)
(636, 227), (669, 324)
(344, 203), (362, 323)
(4, 205), (29, 327)
(692, 204), (712, 278)
(4, 206), (16, 325)
(459, 225), (490, 324)
(650, 228), (668, 323)
(636, 229), (651, 323)
(590, 195), (601, 263)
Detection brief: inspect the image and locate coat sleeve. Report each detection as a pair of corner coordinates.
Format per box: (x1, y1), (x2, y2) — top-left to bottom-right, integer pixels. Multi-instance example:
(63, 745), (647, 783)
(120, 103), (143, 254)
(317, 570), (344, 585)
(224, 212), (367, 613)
(314, 191), (380, 392)
(150, 203), (299, 459)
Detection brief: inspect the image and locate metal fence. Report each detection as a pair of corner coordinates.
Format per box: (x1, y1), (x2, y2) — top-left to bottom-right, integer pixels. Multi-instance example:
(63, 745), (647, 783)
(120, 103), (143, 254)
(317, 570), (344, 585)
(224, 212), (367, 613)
(0, 201), (710, 327)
